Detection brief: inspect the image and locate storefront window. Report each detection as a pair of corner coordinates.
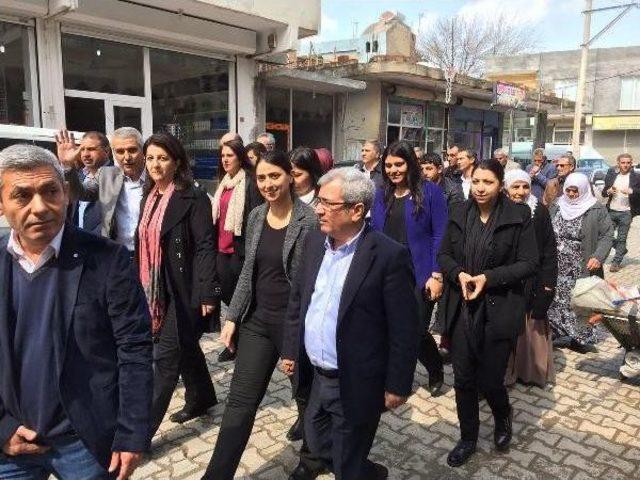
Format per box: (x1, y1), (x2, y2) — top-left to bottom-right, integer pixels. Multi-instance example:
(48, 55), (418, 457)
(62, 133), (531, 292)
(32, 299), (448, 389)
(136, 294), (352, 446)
(0, 22), (37, 126)
(150, 49), (229, 180)
(62, 34), (144, 95)
(387, 98), (425, 149)
(266, 88), (290, 151)
(292, 91), (333, 150)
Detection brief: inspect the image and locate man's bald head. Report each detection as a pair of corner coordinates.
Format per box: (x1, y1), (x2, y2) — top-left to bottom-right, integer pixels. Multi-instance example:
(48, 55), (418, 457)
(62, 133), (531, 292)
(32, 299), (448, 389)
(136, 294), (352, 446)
(221, 132), (242, 145)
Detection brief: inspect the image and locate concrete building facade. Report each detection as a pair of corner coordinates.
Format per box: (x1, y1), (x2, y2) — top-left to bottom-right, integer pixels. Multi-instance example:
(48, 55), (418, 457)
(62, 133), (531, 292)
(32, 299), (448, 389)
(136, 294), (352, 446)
(0, 0), (320, 178)
(486, 46), (640, 163)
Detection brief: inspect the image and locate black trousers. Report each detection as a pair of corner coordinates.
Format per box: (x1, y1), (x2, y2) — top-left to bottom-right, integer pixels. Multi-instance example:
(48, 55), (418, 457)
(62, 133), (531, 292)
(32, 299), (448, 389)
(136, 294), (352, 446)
(416, 291), (443, 379)
(304, 370), (381, 480)
(203, 319), (312, 480)
(216, 252), (243, 305)
(450, 317), (515, 442)
(149, 298), (217, 438)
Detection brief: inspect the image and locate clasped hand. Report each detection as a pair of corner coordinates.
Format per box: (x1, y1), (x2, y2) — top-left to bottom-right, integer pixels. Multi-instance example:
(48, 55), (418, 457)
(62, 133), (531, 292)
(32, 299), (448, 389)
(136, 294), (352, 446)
(458, 272), (487, 301)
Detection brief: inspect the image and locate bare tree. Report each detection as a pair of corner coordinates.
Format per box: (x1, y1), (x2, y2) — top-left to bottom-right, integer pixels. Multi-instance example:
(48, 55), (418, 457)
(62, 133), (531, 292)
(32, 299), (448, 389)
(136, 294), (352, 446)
(417, 13), (538, 77)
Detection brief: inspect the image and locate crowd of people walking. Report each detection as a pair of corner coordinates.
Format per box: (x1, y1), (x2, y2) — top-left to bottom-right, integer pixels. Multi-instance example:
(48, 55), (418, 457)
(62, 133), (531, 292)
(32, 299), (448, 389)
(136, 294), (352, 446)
(0, 123), (635, 479)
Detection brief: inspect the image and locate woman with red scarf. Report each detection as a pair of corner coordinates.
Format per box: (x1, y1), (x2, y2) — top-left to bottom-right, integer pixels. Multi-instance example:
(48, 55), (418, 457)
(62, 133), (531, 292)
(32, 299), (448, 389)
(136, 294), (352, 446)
(137, 133), (218, 438)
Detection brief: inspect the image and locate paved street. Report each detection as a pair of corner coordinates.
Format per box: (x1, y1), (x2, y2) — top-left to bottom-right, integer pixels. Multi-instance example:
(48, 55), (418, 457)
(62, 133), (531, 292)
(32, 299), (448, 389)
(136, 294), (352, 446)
(136, 219), (640, 480)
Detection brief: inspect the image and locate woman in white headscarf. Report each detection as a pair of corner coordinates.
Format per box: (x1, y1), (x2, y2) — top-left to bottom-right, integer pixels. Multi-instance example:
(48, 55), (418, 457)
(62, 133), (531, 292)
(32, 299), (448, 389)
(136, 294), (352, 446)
(547, 173), (613, 353)
(503, 170), (558, 387)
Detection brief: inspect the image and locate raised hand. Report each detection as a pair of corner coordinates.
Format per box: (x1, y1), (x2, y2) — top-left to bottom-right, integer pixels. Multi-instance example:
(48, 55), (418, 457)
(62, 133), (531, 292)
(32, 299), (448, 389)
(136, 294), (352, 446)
(55, 129), (81, 169)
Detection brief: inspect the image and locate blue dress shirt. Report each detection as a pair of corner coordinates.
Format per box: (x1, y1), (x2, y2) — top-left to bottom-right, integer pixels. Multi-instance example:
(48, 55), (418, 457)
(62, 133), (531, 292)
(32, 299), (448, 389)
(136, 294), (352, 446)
(115, 172), (145, 251)
(304, 225), (365, 370)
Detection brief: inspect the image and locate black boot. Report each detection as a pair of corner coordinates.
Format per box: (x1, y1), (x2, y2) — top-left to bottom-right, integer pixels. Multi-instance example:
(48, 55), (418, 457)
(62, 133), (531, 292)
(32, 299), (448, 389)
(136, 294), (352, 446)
(447, 440), (476, 467)
(427, 370), (444, 397)
(169, 400), (217, 424)
(494, 406), (513, 452)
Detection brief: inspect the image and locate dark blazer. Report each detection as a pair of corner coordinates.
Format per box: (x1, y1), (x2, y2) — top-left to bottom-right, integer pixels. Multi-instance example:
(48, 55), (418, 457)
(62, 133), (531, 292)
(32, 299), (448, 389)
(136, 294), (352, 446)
(371, 181), (448, 287)
(354, 161), (384, 190)
(282, 226), (419, 424)
(603, 167), (640, 216)
(226, 199), (318, 324)
(214, 174), (264, 259)
(135, 185), (218, 345)
(438, 176), (464, 208)
(529, 203), (558, 319)
(0, 227), (153, 468)
(437, 198), (539, 340)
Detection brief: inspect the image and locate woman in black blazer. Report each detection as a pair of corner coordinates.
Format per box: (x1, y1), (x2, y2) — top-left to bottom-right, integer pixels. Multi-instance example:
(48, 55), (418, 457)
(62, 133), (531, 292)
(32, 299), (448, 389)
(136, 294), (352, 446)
(136, 133), (218, 437)
(437, 159), (538, 467)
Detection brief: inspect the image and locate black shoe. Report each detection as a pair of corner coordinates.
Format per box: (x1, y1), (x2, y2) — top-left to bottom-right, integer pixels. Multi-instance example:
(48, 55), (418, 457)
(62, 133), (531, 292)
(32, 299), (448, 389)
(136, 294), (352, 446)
(427, 372), (444, 397)
(494, 407), (513, 452)
(169, 402), (217, 424)
(288, 462), (327, 480)
(447, 440), (476, 467)
(286, 415), (304, 442)
(218, 347), (236, 362)
(369, 462), (389, 479)
(569, 340), (597, 354)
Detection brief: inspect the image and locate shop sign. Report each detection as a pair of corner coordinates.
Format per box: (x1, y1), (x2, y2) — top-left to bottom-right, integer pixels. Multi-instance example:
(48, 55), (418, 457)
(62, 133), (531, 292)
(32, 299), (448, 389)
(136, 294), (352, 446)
(401, 104), (424, 128)
(493, 82), (526, 109)
(592, 116), (640, 131)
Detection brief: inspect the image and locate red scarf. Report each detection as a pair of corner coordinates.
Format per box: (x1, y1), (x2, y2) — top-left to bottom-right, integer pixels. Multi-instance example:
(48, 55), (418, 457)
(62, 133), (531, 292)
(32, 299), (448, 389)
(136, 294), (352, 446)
(138, 182), (175, 336)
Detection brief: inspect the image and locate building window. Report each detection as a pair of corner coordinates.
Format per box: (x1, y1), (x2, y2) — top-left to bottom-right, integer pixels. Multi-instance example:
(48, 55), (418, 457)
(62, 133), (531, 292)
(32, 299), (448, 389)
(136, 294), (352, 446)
(620, 77), (640, 110)
(0, 21), (38, 126)
(292, 90), (333, 150)
(62, 34), (144, 96)
(150, 49), (229, 181)
(266, 88), (290, 151)
(554, 79), (578, 102)
(552, 127), (584, 144)
(387, 98), (425, 149)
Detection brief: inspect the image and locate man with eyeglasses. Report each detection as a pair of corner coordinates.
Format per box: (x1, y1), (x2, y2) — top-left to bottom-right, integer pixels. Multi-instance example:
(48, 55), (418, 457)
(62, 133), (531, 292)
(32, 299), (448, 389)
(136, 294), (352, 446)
(56, 127), (146, 253)
(542, 154), (575, 206)
(281, 168), (418, 480)
(603, 153), (640, 272)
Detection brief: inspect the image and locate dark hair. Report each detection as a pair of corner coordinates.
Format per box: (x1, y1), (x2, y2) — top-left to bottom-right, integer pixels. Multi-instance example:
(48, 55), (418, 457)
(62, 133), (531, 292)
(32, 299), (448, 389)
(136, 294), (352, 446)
(218, 139), (253, 180)
(256, 150), (295, 198)
(472, 158), (505, 183)
(421, 152), (443, 167)
(457, 145), (477, 163)
(143, 133), (193, 192)
(290, 147), (323, 193)
(381, 140), (424, 216)
(82, 131), (110, 152)
(246, 141), (267, 160)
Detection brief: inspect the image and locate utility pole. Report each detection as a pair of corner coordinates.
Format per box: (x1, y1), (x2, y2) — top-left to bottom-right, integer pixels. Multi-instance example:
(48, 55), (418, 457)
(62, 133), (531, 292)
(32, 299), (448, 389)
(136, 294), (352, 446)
(572, 0), (592, 157)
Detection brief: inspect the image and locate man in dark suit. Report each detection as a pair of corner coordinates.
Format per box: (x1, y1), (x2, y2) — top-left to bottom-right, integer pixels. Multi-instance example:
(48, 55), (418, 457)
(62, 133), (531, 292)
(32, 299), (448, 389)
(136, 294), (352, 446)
(281, 168), (419, 480)
(0, 144), (152, 479)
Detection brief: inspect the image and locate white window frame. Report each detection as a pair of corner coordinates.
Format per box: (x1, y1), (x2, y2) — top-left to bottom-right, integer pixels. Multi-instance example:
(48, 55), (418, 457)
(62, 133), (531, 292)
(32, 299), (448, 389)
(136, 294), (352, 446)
(620, 77), (640, 111)
(554, 79), (578, 103)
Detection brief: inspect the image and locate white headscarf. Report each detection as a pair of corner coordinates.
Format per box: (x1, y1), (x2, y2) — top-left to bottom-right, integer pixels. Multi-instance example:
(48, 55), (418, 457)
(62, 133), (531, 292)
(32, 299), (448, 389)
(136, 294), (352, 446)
(557, 172), (597, 221)
(504, 169), (538, 216)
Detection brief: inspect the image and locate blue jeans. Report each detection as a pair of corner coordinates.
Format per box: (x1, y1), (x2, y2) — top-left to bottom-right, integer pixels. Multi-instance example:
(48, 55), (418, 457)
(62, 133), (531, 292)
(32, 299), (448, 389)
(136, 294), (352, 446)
(610, 210), (632, 265)
(0, 438), (110, 480)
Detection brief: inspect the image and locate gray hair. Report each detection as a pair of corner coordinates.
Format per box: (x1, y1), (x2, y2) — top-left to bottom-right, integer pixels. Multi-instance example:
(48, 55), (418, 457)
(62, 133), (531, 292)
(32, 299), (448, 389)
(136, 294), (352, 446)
(364, 139), (382, 155)
(0, 144), (64, 189)
(494, 147), (509, 158)
(318, 167), (375, 213)
(558, 153), (576, 168)
(111, 127), (143, 149)
(257, 132), (276, 144)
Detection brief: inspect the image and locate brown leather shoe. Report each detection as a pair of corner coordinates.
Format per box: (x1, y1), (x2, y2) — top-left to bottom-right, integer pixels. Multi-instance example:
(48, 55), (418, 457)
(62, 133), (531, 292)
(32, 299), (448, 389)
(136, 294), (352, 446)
(610, 264), (621, 273)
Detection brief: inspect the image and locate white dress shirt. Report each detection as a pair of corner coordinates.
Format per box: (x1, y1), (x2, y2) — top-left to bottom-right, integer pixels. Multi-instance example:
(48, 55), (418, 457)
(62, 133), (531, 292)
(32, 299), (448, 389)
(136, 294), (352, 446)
(115, 171), (145, 251)
(7, 226), (64, 274)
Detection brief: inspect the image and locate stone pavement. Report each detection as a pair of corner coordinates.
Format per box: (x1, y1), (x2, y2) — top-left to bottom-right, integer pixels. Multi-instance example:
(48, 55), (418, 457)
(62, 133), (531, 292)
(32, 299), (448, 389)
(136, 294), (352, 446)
(135, 219), (640, 480)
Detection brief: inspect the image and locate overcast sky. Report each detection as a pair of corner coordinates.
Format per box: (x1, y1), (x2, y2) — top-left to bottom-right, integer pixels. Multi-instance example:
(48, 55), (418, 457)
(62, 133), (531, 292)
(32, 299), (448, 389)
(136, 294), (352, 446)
(307, 0), (638, 53)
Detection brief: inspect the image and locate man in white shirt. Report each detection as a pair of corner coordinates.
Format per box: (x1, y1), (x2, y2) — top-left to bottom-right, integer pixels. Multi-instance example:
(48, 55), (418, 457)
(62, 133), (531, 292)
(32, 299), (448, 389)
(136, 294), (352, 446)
(57, 127), (146, 252)
(604, 153), (640, 272)
(456, 146), (477, 200)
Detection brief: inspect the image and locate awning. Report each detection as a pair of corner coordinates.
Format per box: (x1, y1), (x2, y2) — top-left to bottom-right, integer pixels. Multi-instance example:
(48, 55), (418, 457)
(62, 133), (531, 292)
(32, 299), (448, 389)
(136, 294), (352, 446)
(262, 69), (367, 95)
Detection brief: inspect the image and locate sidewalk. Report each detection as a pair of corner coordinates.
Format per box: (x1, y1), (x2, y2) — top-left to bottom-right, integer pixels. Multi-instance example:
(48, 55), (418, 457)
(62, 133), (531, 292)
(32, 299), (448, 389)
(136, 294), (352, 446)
(136, 220), (640, 480)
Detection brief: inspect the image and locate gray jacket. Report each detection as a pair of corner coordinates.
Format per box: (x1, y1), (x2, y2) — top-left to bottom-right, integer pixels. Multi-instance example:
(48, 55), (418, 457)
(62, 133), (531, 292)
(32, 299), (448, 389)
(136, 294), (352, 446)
(549, 202), (613, 276)
(227, 199), (318, 324)
(65, 166), (126, 239)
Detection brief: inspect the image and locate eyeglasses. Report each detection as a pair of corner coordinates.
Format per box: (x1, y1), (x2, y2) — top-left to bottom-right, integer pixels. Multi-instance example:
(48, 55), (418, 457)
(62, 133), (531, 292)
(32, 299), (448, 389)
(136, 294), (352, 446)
(317, 197), (353, 210)
(557, 163), (572, 168)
